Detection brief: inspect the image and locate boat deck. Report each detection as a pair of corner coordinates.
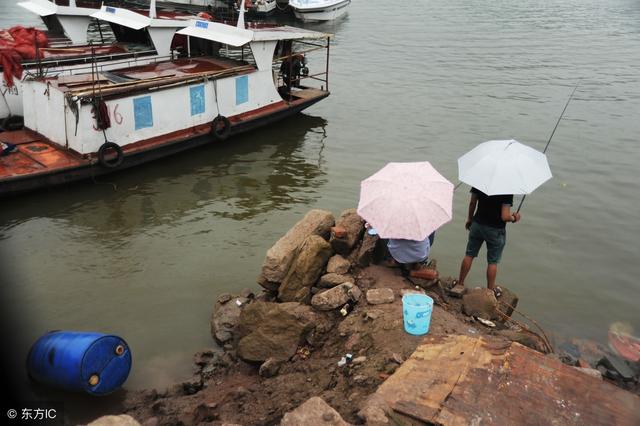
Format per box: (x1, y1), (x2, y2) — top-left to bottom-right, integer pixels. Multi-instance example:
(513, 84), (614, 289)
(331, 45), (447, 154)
(0, 130), (85, 180)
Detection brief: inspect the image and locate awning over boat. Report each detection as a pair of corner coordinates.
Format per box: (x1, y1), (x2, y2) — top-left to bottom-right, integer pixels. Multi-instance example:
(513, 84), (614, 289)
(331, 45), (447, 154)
(17, 0), (56, 17)
(18, 0), (96, 17)
(91, 6), (150, 30)
(176, 21), (254, 47)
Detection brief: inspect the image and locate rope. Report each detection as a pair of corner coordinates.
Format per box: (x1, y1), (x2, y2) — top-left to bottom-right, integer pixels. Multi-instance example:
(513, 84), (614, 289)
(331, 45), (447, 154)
(497, 300), (554, 353)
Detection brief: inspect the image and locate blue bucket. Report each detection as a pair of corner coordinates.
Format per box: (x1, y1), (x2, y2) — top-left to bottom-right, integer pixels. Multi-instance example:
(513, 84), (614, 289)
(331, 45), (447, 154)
(27, 331), (132, 395)
(402, 294), (433, 335)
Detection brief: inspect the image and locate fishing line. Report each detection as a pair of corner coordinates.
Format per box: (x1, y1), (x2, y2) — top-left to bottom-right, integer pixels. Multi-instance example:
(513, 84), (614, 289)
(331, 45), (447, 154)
(516, 80), (580, 213)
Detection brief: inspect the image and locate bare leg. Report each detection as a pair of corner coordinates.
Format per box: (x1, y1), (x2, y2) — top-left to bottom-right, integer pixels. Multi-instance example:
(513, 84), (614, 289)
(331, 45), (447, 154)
(458, 255), (474, 287)
(487, 263), (498, 290)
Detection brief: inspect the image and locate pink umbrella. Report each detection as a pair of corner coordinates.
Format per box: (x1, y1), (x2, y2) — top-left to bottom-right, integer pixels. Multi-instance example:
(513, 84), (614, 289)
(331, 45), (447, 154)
(357, 162), (454, 241)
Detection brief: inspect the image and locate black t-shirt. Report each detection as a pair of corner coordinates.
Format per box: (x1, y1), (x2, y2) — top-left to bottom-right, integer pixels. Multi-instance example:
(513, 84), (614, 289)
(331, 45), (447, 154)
(471, 187), (513, 229)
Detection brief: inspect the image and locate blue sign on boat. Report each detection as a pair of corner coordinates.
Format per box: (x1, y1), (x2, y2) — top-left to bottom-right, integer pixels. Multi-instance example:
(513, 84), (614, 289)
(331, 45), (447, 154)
(235, 75), (248, 105)
(27, 331), (132, 395)
(196, 21), (209, 29)
(106, 7), (116, 14)
(134, 96), (153, 130)
(190, 85), (205, 116)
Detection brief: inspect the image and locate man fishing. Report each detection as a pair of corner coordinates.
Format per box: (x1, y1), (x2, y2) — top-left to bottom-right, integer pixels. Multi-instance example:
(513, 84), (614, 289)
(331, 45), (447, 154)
(455, 187), (520, 297)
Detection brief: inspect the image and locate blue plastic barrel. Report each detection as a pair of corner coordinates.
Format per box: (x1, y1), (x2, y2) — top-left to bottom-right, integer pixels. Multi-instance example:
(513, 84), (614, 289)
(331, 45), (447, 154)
(27, 331), (132, 395)
(402, 294), (433, 335)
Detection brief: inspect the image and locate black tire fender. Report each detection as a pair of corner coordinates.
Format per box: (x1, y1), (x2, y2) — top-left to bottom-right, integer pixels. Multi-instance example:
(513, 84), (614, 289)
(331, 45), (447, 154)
(97, 142), (124, 168)
(211, 115), (231, 141)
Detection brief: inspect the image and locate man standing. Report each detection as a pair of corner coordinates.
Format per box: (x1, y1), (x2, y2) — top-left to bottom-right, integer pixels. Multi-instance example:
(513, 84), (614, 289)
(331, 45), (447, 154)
(456, 187), (520, 296)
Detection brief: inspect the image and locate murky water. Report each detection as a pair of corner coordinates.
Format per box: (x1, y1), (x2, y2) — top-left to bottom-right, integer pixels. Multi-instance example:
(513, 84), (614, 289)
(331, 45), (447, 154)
(1, 0), (640, 420)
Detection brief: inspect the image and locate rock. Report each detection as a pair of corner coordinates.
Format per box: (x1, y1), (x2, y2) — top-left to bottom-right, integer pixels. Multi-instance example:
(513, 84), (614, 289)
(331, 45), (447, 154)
(278, 235), (333, 303)
(88, 415), (141, 426)
(182, 375), (203, 395)
(280, 396), (352, 426)
(330, 209), (365, 256)
(311, 283), (362, 311)
(210, 294), (250, 344)
(236, 301), (317, 362)
(259, 209), (335, 284)
(496, 286), (519, 317)
(462, 288), (499, 320)
(193, 402), (219, 423)
(142, 418), (158, 426)
(352, 375), (368, 385)
(218, 293), (232, 304)
(356, 232), (383, 267)
(327, 255), (351, 274)
(352, 356), (367, 364)
(364, 310), (382, 321)
(497, 330), (548, 353)
(573, 366), (602, 379)
(358, 394), (390, 425)
(390, 353), (404, 364)
(240, 288), (255, 299)
(366, 288), (394, 305)
(259, 357), (283, 378)
(318, 273), (354, 288)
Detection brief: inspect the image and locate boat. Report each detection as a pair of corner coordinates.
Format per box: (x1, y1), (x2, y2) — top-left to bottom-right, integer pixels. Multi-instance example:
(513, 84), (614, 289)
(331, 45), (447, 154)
(0, 7), (332, 197)
(288, 0), (350, 22)
(17, 0), (99, 45)
(1, 1), (195, 124)
(242, 0), (277, 16)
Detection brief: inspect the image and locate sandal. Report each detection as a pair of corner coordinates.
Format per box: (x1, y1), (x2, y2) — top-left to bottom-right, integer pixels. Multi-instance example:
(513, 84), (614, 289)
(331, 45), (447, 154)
(492, 286), (503, 298)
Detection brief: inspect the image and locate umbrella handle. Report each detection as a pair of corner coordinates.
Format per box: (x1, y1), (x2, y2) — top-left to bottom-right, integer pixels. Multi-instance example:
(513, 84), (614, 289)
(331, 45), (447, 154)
(515, 195), (526, 214)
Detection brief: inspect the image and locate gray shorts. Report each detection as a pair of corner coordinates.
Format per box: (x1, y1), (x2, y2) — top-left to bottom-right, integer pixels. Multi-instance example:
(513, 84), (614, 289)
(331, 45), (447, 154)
(465, 221), (506, 264)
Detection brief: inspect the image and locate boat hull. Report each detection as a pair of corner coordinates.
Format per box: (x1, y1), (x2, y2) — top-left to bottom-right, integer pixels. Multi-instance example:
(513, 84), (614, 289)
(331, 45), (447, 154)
(0, 90), (328, 197)
(291, 0), (350, 22)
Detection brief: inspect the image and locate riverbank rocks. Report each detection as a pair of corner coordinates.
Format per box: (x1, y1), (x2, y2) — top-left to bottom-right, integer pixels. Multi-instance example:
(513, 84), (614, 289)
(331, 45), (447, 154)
(210, 293), (251, 344)
(278, 235), (333, 303)
(259, 209), (335, 288)
(330, 209), (365, 256)
(236, 301), (317, 362)
(280, 397), (352, 426)
(311, 283), (362, 311)
(318, 272), (354, 288)
(356, 232), (383, 267)
(366, 288), (395, 305)
(327, 254), (350, 274)
(462, 288), (499, 320)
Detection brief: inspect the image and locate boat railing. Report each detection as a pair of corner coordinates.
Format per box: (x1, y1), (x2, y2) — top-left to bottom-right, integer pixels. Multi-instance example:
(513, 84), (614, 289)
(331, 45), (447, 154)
(21, 48), (161, 71)
(273, 37), (331, 100)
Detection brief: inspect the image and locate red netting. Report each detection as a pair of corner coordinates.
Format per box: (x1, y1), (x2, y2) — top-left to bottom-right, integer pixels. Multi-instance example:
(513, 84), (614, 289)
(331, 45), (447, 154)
(0, 26), (49, 87)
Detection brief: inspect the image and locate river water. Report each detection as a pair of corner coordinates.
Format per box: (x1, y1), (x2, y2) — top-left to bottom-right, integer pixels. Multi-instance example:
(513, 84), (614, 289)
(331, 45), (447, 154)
(1, 0), (639, 419)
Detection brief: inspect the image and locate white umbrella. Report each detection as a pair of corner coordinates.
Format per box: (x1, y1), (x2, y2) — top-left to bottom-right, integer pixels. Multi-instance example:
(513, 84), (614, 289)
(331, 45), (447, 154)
(357, 162), (454, 241)
(457, 139), (552, 195)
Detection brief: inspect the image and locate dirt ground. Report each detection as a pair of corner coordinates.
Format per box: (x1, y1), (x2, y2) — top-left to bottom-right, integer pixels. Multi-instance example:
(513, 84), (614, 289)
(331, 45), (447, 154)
(121, 262), (518, 426)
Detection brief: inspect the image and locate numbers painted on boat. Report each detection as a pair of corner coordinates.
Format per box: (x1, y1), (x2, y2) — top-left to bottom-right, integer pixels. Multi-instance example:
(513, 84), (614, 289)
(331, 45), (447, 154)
(91, 103), (123, 130)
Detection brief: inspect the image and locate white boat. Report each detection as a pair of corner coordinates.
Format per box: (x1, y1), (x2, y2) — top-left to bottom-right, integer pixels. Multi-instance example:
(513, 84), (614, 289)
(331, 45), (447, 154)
(0, 8), (333, 196)
(1, 1), (193, 122)
(247, 0), (277, 16)
(289, 0), (350, 22)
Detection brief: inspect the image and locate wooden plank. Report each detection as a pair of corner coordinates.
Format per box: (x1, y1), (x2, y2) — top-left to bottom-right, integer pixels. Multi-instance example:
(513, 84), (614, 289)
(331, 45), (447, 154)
(371, 335), (640, 426)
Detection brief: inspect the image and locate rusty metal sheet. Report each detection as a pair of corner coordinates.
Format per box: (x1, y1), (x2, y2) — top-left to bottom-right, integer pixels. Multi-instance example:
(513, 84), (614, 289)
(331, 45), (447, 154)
(373, 335), (640, 426)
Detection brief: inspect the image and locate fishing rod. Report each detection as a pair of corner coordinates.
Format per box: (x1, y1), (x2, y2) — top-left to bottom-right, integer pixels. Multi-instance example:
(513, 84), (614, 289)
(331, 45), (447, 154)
(515, 81), (580, 213)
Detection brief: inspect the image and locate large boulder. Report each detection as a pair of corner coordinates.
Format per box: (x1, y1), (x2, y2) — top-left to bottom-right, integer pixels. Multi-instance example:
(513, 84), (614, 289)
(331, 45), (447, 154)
(280, 397), (352, 426)
(311, 283), (362, 311)
(210, 293), (250, 344)
(462, 288), (499, 320)
(258, 209), (335, 287)
(330, 209), (365, 256)
(236, 301), (317, 362)
(278, 235), (333, 303)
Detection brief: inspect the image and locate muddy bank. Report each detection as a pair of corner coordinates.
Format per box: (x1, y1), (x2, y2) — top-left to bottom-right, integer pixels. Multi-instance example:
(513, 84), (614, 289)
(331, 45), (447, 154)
(117, 209), (638, 426)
